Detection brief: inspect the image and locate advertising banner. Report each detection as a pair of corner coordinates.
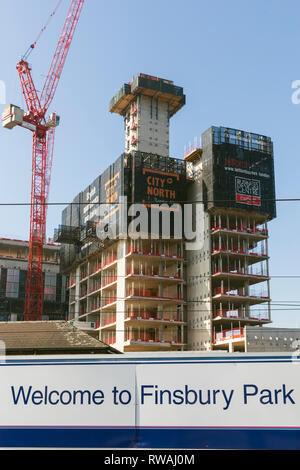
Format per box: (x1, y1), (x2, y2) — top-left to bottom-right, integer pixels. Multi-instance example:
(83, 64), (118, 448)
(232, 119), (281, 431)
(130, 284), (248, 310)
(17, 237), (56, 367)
(134, 166), (185, 206)
(202, 127), (276, 220)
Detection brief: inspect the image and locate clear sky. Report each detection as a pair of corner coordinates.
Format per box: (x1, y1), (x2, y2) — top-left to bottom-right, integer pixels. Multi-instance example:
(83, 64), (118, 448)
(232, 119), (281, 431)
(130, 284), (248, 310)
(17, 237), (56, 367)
(0, 0), (300, 328)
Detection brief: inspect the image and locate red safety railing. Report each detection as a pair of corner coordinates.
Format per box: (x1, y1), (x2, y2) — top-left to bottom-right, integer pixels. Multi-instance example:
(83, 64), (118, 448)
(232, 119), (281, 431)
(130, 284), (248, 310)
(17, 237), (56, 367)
(214, 309), (239, 318)
(91, 263), (102, 275)
(88, 283), (101, 294)
(212, 269), (267, 277)
(126, 331), (159, 342)
(126, 246), (183, 260)
(212, 248), (268, 258)
(125, 330), (182, 344)
(102, 315), (116, 326)
(213, 287), (268, 298)
(102, 275), (117, 287)
(127, 288), (183, 300)
(130, 104), (137, 115)
(127, 311), (158, 320)
(127, 288), (158, 298)
(67, 277), (76, 289)
(102, 333), (116, 345)
(80, 289), (88, 298)
(211, 225), (268, 235)
(103, 295), (117, 306)
(103, 255), (117, 268)
(80, 271), (88, 280)
(214, 327), (245, 342)
(80, 306), (87, 316)
(127, 269), (182, 279)
(90, 301), (101, 312)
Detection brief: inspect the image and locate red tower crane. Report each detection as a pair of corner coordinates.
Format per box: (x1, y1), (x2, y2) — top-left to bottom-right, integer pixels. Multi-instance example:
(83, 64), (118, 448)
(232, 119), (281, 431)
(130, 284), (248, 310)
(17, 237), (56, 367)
(2, 0), (84, 321)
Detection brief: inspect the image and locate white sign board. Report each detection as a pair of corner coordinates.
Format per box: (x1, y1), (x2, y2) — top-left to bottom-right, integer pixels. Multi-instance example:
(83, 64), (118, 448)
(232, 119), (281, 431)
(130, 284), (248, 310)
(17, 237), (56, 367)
(0, 353), (299, 449)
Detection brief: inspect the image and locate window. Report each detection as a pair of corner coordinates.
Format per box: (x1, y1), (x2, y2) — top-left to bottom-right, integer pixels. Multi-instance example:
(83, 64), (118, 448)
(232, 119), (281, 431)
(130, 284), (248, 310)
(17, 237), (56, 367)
(44, 273), (57, 302)
(6, 269), (19, 298)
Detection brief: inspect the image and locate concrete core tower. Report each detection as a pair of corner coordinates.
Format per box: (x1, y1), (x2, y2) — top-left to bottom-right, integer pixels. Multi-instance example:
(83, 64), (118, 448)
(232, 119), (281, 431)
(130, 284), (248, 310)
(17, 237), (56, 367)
(109, 73), (186, 156)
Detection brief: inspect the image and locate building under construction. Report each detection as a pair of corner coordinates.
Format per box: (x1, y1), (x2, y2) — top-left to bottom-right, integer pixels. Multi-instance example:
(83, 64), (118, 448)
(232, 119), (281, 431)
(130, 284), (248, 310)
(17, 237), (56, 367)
(55, 73), (276, 353)
(0, 238), (67, 321)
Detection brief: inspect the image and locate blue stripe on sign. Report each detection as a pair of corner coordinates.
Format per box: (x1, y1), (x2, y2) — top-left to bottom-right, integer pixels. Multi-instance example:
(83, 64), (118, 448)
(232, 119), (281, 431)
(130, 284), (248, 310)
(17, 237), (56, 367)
(0, 427), (135, 449)
(137, 427), (300, 450)
(0, 356), (299, 366)
(0, 427), (300, 449)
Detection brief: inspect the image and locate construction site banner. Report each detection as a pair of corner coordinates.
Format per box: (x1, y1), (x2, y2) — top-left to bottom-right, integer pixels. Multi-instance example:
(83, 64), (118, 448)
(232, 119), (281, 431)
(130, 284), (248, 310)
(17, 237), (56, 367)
(202, 127), (276, 220)
(80, 155), (125, 227)
(132, 152), (186, 237)
(133, 152), (186, 206)
(0, 353), (299, 449)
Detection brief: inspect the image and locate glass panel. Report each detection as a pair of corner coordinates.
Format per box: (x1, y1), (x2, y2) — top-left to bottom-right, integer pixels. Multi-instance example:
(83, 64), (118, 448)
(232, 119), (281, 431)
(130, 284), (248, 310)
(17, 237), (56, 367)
(6, 269), (19, 298)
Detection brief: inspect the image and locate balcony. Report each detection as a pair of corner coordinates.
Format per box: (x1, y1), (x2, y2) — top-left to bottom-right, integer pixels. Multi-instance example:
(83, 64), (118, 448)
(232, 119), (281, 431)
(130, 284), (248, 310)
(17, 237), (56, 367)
(211, 225), (268, 238)
(131, 136), (138, 146)
(102, 275), (117, 288)
(126, 270), (182, 282)
(126, 248), (183, 261)
(79, 306), (87, 317)
(102, 295), (117, 308)
(125, 312), (184, 323)
(90, 263), (102, 276)
(126, 288), (184, 303)
(88, 283), (101, 296)
(212, 270), (269, 285)
(67, 278), (76, 289)
(211, 248), (268, 260)
(102, 255), (117, 270)
(80, 271), (88, 282)
(79, 289), (88, 299)
(101, 332), (116, 345)
(213, 309), (270, 323)
(100, 315), (117, 328)
(124, 331), (184, 346)
(212, 287), (269, 303)
(130, 104), (137, 115)
(214, 327), (245, 344)
(90, 301), (101, 313)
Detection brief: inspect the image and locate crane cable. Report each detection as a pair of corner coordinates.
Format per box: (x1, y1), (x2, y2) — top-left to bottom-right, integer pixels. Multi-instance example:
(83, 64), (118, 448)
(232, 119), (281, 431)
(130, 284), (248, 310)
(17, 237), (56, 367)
(22, 0), (63, 61)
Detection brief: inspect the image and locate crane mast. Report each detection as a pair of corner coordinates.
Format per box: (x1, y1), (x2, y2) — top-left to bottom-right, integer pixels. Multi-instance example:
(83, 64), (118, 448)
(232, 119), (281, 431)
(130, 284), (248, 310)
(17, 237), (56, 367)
(2, 0), (84, 321)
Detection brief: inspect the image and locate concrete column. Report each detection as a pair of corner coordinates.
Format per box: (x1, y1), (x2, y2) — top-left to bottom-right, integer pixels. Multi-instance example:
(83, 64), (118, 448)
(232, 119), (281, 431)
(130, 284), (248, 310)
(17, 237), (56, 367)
(74, 266), (80, 321)
(116, 240), (126, 352)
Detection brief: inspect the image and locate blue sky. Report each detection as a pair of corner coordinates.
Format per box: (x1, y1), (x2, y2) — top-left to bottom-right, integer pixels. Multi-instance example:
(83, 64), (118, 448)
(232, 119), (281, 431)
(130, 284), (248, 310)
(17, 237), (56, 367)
(0, 0), (300, 328)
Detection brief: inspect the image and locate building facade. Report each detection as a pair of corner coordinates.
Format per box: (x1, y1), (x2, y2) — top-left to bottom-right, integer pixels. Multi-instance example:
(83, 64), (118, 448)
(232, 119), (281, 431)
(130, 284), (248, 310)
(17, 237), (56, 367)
(185, 126), (275, 351)
(224, 326), (300, 353)
(56, 74), (276, 353)
(0, 238), (67, 321)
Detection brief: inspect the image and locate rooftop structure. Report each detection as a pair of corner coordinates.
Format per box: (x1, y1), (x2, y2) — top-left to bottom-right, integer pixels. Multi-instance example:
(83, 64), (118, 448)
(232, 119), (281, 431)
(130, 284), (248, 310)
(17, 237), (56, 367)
(0, 320), (120, 355)
(110, 73), (185, 157)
